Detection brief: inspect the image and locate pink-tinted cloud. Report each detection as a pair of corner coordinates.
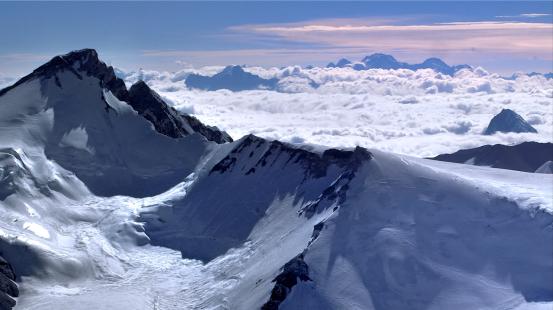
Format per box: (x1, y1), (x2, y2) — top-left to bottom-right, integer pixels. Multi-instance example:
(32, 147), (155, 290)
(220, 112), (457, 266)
(230, 19), (553, 59)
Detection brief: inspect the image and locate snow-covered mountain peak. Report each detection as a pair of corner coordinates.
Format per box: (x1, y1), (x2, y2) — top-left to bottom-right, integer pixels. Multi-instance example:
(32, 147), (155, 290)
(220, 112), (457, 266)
(0, 48), (127, 101)
(362, 53), (402, 67)
(0, 49), (236, 197)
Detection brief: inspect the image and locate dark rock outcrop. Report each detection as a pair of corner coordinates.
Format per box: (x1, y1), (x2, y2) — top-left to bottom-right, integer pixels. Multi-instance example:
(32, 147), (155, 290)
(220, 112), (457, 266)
(261, 254), (311, 310)
(483, 109), (538, 135)
(127, 81), (232, 143)
(128, 81), (193, 139)
(185, 65), (278, 91)
(0, 256), (18, 310)
(181, 114), (233, 144)
(431, 142), (553, 173)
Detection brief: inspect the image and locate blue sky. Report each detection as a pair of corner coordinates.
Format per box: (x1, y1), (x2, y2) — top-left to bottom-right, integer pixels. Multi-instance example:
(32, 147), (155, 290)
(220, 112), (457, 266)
(0, 1), (552, 76)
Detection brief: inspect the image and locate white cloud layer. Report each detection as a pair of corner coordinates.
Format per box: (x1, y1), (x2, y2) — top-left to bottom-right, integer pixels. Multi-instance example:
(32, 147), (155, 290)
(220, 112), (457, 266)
(118, 65), (553, 158)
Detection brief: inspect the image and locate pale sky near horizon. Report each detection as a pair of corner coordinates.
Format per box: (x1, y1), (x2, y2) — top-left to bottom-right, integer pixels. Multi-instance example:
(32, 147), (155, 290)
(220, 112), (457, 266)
(0, 1), (552, 76)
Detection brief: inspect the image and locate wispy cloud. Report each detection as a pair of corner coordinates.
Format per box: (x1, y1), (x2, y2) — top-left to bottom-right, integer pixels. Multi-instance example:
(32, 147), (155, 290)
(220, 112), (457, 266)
(496, 13), (551, 18)
(142, 48), (380, 67)
(228, 18), (553, 60)
(237, 21), (552, 33)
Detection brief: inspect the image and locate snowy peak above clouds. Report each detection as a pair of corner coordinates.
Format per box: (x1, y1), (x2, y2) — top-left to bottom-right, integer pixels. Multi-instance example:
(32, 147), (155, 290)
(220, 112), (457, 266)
(362, 53), (406, 69)
(0, 48), (127, 100)
(483, 108), (538, 135)
(326, 58), (352, 68)
(185, 65), (279, 91)
(432, 141), (553, 173)
(327, 53), (470, 75)
(0, 49), (233, 196)
(0, 48), (230, 144)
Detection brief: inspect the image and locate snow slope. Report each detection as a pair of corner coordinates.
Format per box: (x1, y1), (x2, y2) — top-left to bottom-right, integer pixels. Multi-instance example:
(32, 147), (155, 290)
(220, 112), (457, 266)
(0, 50), (551, 310)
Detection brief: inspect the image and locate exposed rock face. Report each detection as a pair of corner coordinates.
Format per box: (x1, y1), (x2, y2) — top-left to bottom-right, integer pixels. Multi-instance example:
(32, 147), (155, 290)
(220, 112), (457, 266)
(128, 81), (194, 138)
(483, 109), (538, 135)
(185, 65), (278, 91)
(127, 81), (232, 143)
(431, 142), (553, 173)
(181, 114), (233, 144)
(261, 254), (312, 310)
(0, 256), (18, 310)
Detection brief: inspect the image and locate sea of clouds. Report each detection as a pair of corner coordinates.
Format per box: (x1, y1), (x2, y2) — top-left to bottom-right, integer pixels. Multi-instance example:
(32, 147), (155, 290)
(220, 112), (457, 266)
(118, 65), (552, 157)
(2, 66), (551, 157)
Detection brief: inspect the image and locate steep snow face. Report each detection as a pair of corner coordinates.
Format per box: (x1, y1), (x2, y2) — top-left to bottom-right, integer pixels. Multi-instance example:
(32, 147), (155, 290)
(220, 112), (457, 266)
(136, 137), (552, 310)
(0, 61), (213, 197)
(279, 152), (552, 310)
(140, 134), (371, 262)
(1, 134), (551, 310)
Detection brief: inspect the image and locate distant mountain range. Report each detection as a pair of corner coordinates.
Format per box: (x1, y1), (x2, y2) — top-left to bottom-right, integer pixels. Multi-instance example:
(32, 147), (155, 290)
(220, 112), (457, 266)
(504, 72), (553, 80)
(327, 53), (471, 76)
(432, 141), (553, 173)
(184, 54), (470, 91)
(186, 65), (278, 91)
(136, 53), (552, 92)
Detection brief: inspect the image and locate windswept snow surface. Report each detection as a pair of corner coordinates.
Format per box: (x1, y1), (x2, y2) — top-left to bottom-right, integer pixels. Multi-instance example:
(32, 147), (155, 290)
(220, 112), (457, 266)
(6, 148), (553, 310)
(0, 52), (551, 310)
